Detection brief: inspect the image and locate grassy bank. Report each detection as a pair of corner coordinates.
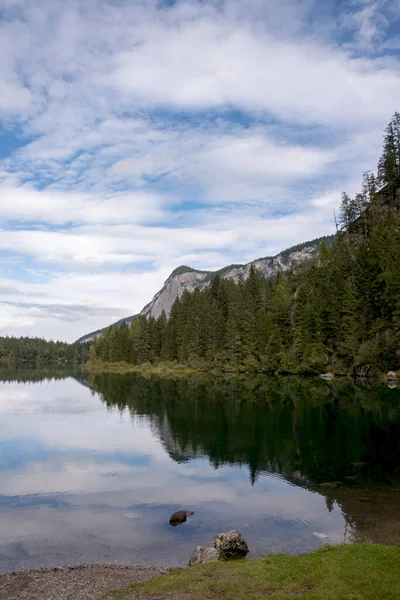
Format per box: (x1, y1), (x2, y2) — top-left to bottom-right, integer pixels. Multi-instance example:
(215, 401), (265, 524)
(84, 361), (201, 375)
(84, 361), (399, 383)
(107, 544), (400, 600)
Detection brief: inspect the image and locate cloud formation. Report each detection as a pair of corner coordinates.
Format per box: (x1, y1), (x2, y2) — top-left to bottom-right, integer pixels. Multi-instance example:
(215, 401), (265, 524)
(0, 0), (399, 340)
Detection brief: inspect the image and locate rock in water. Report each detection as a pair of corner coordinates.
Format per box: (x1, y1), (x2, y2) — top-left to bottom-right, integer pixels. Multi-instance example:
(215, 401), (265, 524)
(189, 546), (219, 566)
(313, 532), (328, 540)
(387, 371), (398, 381)
(169, 510), (195, 527)
(213, 530), (249, 559)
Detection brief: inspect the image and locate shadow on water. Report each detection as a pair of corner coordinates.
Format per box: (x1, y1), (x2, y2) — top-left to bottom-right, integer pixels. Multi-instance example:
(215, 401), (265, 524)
(86, 371), (400, 545)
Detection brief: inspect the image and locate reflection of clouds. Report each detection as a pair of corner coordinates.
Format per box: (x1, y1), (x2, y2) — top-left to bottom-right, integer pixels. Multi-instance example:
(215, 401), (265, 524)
(0, 377), (349, 572)
(0, 452), (339, 525)
(0, 379), (169, 460)
(30, 416), (165, 455)
(0, 378), (88, 413)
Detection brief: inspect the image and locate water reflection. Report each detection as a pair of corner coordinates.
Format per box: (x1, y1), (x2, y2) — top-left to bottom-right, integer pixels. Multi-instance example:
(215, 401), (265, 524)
(88, 372), (400, 485)
(0, 369), (399, 574)
(84, 372), (400, 548)
(0, 364), (83, 384)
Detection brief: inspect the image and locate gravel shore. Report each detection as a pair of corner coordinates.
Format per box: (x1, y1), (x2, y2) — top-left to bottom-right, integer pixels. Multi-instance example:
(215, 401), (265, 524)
(0, 564), (175, 600)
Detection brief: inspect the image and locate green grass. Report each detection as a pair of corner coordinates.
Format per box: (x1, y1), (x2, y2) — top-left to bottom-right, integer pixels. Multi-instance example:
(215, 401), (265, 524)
(85, 361), (201, 375)
(106, 544), (400, 600)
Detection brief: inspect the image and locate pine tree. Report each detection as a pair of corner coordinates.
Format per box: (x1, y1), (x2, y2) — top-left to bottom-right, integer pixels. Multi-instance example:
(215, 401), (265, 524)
(339, 192), (359, 229)
(88, 344), (97, 364)
(377, 112), (400, 194)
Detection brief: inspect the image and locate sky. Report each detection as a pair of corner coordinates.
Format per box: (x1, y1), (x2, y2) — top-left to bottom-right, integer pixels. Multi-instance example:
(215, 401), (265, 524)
(0, 0), (399, 342)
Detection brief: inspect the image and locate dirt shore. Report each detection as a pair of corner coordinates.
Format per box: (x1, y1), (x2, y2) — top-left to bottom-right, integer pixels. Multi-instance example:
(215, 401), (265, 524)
(0, 564), (174, 600)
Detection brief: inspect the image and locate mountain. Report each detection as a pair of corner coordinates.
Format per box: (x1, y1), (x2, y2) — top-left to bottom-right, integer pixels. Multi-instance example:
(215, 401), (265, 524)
(76, 235), (333, 343)
(141, 236), (333, 319)
(75, 314), (139, 344)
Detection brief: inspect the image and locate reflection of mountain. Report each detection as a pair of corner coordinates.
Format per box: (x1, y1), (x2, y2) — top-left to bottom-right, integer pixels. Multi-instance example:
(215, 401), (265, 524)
(158, 413), (202, 463)
(88, 373), (400, 484)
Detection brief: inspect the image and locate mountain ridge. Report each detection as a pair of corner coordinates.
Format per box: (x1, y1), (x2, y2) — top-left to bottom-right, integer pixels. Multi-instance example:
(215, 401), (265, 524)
(76, 234), (333, 343)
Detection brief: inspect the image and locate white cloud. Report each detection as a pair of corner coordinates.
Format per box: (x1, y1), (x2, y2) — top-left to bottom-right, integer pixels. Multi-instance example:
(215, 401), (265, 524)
(0, 267), (172, 341)
(107, 127), (337, 197)
(111, 12), (400, 126)
(341, 0), (391, 49)
(0, 80), (32, 114)
(0, 223), (237, 264)
(0, 185), (164, 225)
(0, 18), (32, 115)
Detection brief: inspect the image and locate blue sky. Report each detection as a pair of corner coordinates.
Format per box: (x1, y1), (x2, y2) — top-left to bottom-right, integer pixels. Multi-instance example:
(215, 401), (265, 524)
(0, 0), (399, 341)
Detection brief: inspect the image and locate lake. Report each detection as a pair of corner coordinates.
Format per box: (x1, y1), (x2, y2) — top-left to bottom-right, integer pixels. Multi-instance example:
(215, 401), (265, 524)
(0, 367), (399, 573)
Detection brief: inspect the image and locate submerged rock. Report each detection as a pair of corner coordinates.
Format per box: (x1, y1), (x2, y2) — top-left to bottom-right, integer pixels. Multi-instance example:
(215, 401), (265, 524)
(169, 510), (194, 527)
(189, 546), (219, 566)
(320, 373), (335, 380)
(213, 530), (249, 559)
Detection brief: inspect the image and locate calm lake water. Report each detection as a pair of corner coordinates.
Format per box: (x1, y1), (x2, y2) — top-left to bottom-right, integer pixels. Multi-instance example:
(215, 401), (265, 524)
(0, 367), (399, 573)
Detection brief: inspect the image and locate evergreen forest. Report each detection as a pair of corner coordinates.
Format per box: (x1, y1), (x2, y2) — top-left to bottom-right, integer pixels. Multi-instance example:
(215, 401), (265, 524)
(90, 113), (400, 376)
(0, 336), (91, 365)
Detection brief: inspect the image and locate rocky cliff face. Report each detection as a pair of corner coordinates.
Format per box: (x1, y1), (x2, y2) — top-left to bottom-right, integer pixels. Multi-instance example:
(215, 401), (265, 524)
(76, 235), (333, 343)
(140, 236), (332, 319)
(141, 269), (209, 319)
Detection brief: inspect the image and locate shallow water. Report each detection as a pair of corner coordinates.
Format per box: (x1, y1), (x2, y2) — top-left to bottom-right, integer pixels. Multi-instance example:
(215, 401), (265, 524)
(0, 367), (399, 573)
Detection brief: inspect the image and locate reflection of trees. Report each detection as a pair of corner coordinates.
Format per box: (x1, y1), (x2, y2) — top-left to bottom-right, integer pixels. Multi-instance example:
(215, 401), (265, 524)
(0, 365), (83, 383)
(87, 373), (400, 486)
(322, 482), (400, 546)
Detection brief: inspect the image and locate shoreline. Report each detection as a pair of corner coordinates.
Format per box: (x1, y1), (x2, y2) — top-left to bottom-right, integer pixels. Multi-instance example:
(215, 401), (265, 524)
(0, 562), (175, 576)
(84, 361), (399, 383)
(3, 544), (400, 600)
(0, 563), (175, 600)
(84, 362), (200, 375)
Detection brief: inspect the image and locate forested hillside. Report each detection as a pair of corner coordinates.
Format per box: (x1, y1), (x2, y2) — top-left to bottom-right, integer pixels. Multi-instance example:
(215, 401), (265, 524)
(91, 113), (400, 375)
(0, 336), (91, 364)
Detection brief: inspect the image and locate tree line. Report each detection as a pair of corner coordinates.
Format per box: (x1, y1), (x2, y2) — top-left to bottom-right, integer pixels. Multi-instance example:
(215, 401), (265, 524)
(90, 113), (400, 375)
(0, 335), (91, 364)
